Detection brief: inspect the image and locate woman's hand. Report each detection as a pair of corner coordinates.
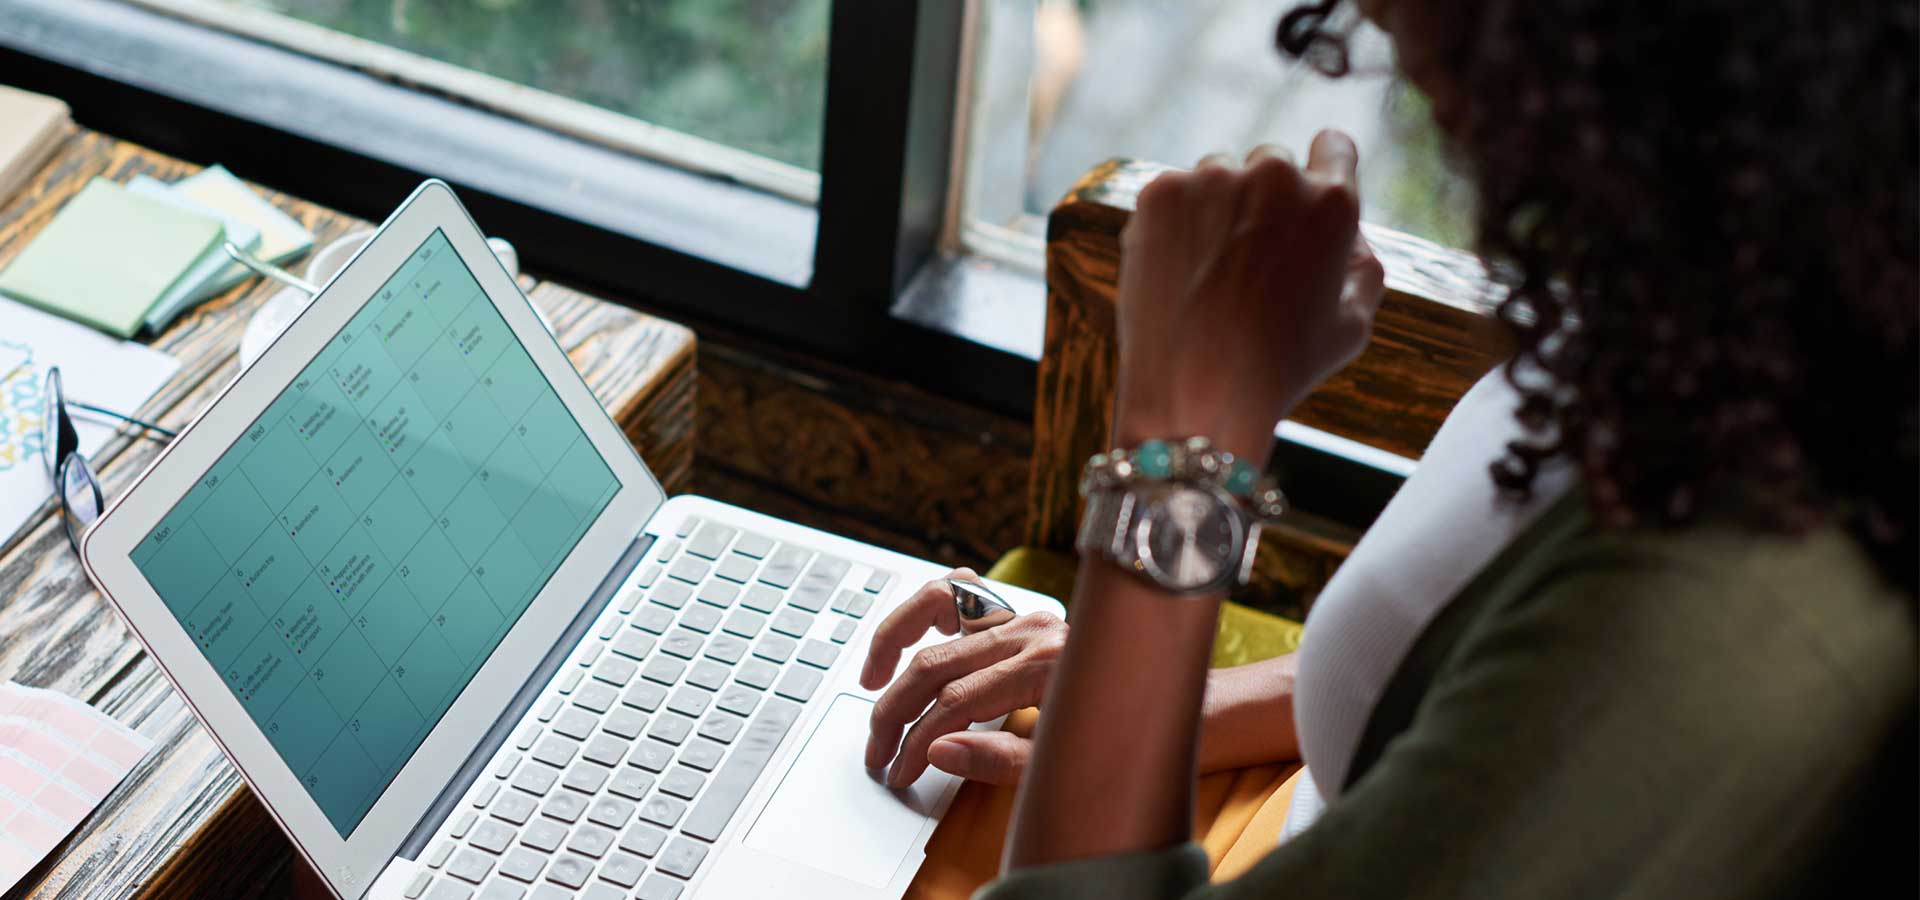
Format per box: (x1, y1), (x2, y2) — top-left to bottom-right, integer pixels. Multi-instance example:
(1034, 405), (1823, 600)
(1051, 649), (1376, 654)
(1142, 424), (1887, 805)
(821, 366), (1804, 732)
(1113, 131), (1385, 461)
(860, 570), (1067, 787)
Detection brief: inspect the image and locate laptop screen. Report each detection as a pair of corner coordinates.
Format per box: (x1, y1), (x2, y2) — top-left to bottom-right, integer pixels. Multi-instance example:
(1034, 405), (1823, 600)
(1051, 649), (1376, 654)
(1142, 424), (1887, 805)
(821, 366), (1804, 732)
(129, 229), (617, 836)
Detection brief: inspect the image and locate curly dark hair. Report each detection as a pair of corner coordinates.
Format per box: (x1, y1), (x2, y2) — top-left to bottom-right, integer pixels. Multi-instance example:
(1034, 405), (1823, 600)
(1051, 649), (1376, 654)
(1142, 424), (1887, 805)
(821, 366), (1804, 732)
(1280, 0), (1919, 592)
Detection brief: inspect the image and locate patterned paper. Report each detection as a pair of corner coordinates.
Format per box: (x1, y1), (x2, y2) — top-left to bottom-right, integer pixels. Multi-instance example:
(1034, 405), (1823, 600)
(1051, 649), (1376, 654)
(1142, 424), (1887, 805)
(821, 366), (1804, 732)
(0, 681), (154, 891)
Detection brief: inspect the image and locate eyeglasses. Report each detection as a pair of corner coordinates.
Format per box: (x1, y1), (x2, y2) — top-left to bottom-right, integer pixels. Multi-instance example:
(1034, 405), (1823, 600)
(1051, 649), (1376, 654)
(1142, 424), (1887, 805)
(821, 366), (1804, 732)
(41, 366), (175, 554)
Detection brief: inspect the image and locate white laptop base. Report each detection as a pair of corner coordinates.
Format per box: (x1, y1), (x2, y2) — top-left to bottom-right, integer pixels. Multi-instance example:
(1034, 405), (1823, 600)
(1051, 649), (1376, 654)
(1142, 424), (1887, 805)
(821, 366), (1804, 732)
(77, 180), (1061, 900)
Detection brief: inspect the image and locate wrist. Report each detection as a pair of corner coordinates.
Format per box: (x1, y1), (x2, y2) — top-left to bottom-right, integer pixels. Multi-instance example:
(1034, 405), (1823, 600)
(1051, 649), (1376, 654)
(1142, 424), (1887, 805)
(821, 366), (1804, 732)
(1111, 415), (1276, 465)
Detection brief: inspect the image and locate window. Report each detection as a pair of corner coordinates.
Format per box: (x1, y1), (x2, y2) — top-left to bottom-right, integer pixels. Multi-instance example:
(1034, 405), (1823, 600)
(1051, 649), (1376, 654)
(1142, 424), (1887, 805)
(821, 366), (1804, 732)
(956, 0), (1474, 263)
(123, 0), (830, 202)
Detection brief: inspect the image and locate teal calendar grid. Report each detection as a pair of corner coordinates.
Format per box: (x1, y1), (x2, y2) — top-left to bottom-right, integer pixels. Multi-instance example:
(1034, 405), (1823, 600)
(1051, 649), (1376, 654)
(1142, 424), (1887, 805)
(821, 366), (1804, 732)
(131, 231), (618, 835)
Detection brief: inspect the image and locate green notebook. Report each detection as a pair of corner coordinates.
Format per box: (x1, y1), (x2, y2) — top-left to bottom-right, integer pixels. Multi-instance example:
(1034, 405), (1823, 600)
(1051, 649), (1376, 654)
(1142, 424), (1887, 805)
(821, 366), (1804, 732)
(0, 177), (224, 337)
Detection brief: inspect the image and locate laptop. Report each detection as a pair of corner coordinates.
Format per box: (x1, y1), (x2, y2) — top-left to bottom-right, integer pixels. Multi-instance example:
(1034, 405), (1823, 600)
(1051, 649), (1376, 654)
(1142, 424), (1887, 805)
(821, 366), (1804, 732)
(80, 181), (1061, 900)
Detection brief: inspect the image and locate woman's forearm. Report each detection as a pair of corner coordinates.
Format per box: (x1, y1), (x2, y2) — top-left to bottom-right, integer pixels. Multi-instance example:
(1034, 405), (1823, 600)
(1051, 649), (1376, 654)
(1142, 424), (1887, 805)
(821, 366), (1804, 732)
(1199, 653), (1300, 773)
(1004, 560), (1224, 868)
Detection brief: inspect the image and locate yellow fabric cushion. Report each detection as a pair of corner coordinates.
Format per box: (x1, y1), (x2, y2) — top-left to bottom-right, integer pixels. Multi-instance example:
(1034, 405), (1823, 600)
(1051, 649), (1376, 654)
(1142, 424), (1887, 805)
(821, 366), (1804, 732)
(985, 547), (1303, 669)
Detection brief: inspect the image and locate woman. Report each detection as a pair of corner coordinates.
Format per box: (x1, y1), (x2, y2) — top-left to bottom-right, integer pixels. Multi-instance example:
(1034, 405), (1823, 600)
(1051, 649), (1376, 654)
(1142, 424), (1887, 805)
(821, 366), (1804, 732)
(863, 0), (1916, 896)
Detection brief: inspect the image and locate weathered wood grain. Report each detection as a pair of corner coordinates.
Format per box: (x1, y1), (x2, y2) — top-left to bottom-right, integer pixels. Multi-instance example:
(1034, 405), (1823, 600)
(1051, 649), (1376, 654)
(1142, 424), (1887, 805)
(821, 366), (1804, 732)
(0, 131), (695, 900)
(1028, 158), (1508, 614)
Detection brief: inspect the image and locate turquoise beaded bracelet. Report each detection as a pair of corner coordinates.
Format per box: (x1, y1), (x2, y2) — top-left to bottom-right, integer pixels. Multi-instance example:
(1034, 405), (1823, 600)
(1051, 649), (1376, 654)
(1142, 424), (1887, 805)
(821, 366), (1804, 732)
(1078, 436), (1288, 521)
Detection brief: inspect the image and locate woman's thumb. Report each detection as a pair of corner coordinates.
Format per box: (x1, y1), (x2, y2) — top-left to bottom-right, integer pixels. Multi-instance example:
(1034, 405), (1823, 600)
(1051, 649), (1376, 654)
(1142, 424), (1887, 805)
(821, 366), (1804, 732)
(927, 731), (1031, 786)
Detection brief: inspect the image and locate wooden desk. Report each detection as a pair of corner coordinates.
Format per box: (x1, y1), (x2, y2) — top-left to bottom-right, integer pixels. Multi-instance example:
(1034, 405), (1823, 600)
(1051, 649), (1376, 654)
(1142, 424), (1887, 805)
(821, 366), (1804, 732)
(0, 132), (696, 899)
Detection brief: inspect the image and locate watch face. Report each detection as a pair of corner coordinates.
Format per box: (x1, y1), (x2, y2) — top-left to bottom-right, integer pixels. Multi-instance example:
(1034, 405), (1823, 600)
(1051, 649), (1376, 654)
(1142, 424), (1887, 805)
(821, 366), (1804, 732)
(1135, 485), (1244, 592)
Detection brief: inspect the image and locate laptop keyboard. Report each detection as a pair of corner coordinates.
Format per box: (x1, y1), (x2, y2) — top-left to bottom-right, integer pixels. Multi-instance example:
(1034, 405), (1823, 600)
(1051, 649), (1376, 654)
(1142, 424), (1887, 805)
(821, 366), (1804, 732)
(406, 517), (895, 900)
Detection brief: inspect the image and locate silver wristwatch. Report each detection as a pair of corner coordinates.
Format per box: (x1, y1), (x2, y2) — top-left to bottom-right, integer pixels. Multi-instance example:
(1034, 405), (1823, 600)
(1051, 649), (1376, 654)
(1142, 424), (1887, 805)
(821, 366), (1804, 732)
(1075, 481), (1262, 596)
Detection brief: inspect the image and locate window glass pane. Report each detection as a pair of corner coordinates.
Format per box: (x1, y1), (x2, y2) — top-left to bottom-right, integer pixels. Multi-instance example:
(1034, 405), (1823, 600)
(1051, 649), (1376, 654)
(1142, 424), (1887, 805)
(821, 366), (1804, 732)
(160, 0), (830, 173)
(965, 0), (1473, 250)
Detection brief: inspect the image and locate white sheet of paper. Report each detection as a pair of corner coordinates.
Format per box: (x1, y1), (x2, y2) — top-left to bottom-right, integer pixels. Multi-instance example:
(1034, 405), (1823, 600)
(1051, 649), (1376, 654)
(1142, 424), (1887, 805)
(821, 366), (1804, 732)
(0, 681), (154, 892)
(0, 298), (178, 545)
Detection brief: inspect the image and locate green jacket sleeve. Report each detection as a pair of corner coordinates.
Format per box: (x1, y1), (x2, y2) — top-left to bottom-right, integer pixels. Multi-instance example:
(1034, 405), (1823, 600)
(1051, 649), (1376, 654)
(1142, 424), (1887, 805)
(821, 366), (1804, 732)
(977, 536), (1912, 900)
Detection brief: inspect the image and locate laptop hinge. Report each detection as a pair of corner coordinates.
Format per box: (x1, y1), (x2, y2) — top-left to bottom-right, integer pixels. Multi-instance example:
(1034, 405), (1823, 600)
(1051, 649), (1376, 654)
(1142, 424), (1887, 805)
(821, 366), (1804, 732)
(395, 533), (654, 860)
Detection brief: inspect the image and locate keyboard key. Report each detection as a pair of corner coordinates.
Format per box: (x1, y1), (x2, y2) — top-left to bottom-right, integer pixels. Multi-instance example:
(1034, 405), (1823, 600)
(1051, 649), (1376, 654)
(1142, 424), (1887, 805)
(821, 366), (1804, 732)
(696, 579), (740, 608)
(611, 630), (656, 660)
(588, 795), (636, 829)
(520, 818), (568, 853)
(699, 712), (745, 744)
(830, 618), (857, 644)
(705, 633), (749, 664)
(733, 532), (775, 558)
(651, 581), (693, 609)
(830, 590), (856, 614)
(425, 881), (473, 900)
(717, 685), (760, 717)
(649, 712), (696, 745)
(769, 608), (812, 638)
(430, 840), (457, 868)
(741, 584), (784, 613)
(472, 780), (501, 808)
(675, 517), (701, 539)
(512, 762), (559, 797)
(864, 569), (893, 593)
(660, 629), (704, 660)
(545, 854), (595, 889)
(659, 765), (706, 800)
(529, 885), (571, 900)
(715, 554), (758, 583)
(492, 791), (537, 825)
(541, 791), (587, 823)
(641, 656), (687, 686)
(686, 522), (737, 559)
(680, 603), (722, 634)
(493, 752), (523, 780)
(656, 837), (709, 880)
(754, 633), (797, 663)
(632, 605), (675, 635)
(667, 686), (711, 718)
(668, 556), (711, 584)
(687, 660), (730, 692)
(578, 884), (623, 900)
(722, 609), (766, 638)
(623, 680), (668, 712)
(557, 670), (584, 694)
(603, 706), (648, 740)
(535, 696), (562, 722)
(405, 871), (432, 898)
(638, 874), (685, 900)
(797, 638), (840, 670)
(759, 546), (811, 588)
(598, 616), (622, 641)
(449, 848), (495, 883)
(568, 824), (616, 859)
(563, 761), (611, 794)
(617, 590), (642, 616)
(584, 734), (632, 768)
(532, 736), (579, 769)
(477, 880), (524, 900)
(618, 822), (669, 858)
(679, 738), (727, 772)
(636, 563), (662, 588)
(637, 794), (688, 829)
(682, 698), (802, 841)
(736, 659), (779, 690)
(451, 810), (478, 839)
(575, 643), (603, 667)
(654, 539), (681, 563)
(499, 847), (546, 883)
(846, 593), (875, 617)
(775, 667), (824, 703)
(551, 708), (597, 741)
(511, 725), (539, 753)
(789, 581), (832, 613)
(573, 682), (618, 714)
(599, 852), (646, 889)
(629, 739), (675, 772)
(608, 766), (655, 801)
(470, 819), (515, 854)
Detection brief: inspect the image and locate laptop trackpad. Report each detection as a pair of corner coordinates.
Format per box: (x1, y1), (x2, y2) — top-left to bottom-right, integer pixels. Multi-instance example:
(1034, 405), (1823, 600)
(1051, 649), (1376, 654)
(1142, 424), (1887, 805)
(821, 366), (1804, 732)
(744, 693), (946, 888)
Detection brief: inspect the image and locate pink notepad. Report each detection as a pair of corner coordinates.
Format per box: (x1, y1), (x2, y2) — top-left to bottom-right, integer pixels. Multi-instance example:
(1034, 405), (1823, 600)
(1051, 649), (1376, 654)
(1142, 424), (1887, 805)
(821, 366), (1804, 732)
(0, 682), (153, 891)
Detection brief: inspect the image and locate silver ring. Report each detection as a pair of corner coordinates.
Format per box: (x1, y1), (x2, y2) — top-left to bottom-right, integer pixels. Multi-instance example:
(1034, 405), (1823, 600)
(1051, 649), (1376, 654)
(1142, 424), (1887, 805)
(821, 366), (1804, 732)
(950, 578), (1016, 634)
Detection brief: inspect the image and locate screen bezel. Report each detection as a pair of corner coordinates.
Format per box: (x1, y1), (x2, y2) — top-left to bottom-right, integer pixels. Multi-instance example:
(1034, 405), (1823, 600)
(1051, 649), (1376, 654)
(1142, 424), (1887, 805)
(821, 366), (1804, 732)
(81, 180), (664, 898)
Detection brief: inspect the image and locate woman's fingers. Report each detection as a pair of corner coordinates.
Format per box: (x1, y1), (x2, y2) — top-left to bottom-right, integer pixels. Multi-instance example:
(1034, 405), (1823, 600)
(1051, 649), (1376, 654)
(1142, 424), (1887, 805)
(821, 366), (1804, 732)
(884, 654), (1044, 787)
(864, 629), (1022, 770)
(859, 569), (973, 691)
(928, 731), (1035, 787)
(1244, 143), (1295, 168)
(1305, 128), (1360, 186)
